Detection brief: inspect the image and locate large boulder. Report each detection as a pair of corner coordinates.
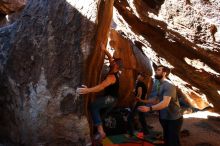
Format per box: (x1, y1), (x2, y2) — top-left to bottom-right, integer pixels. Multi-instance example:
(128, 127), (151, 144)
(0, 0), (115, 145)
(113, 0), (220, 111)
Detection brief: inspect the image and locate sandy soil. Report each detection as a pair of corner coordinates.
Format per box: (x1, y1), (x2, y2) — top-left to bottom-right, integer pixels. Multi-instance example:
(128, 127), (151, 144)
(146, 112), (220, 146)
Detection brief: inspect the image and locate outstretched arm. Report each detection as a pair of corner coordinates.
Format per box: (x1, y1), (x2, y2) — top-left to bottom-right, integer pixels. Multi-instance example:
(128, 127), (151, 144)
(77, 75), (116, 94)
(138, 96), (171, 112)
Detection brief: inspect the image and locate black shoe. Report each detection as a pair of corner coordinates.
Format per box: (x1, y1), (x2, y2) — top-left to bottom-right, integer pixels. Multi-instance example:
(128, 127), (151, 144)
(146, 124), (154, 129)
(143, 131), (150, 136)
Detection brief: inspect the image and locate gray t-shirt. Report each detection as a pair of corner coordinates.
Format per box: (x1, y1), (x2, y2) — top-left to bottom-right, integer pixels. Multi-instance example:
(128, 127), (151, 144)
(158, 80), (182, 120)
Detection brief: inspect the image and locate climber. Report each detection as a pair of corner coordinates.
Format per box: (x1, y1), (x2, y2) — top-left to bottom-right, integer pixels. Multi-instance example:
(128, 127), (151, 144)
(138, 65), (183, 146)
(76, 43), (122, 140)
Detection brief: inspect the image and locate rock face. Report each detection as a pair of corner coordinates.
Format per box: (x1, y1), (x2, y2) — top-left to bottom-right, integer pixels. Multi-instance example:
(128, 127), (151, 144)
(159, 0), (220, 46)
(109, 30), (153, 106)
(0, 0), (113, 145)
(113, 0), (220, 111)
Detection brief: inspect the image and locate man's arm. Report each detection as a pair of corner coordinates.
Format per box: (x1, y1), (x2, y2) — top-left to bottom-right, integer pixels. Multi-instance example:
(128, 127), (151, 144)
(151, 96), (171, 110)
(77, 75), (116, 94)
(138, 96), (171, 112)
(138, 83), (175, 112)
(141, 97), (159, 104)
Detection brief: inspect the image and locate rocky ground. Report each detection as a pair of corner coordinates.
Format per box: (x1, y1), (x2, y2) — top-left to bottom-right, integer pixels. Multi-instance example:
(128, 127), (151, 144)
(147, 111), (220, 146)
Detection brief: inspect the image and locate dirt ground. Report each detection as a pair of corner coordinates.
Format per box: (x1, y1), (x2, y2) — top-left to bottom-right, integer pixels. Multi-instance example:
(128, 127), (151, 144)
(146, 112), (220, 146)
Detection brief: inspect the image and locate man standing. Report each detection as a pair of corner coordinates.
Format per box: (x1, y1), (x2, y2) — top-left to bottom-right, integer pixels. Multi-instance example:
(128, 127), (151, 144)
(138, 65), (183, 146)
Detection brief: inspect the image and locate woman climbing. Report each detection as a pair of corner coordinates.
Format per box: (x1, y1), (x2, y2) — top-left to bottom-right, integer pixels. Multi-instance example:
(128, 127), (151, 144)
(77, 43), (122, 140)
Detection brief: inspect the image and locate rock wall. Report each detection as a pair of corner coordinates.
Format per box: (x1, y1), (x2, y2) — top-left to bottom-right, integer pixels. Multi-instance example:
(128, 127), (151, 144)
(109, 30), (153, 106)
(0, 0), (113, 145)
(113, 0), (220, 111)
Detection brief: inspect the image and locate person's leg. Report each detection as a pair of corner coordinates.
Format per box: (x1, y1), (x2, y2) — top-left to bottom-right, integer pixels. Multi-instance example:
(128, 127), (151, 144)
(127, 110), (135, 136)
(97, 125), (106, 139)
(90, 98), (104, 126)
(166, 117), (183, 146)
(90, 96), (116, 138)
(138, 111), (149, 135)
(159, 119), (169, 146)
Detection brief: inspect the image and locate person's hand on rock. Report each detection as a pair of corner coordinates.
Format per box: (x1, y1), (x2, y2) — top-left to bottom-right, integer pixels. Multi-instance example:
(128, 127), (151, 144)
(76, 85), (89, 94)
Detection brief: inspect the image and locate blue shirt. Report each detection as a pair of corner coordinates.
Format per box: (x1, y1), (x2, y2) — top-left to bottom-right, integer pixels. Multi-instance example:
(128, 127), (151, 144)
(149, 78), (160, 98)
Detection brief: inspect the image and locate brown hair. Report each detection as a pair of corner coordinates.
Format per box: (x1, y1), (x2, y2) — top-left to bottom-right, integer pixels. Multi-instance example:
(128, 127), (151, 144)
(157, 65), (171, 77)
(138, 72), (147, 78)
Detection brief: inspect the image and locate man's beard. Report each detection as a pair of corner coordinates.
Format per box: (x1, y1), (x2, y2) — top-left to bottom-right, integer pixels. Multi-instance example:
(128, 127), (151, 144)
(155, 74), (163, 80)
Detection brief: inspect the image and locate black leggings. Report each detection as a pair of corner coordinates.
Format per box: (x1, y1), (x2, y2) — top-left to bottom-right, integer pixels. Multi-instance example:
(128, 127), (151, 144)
(159, 117), (183, 146)
(128, 105), (149, 136)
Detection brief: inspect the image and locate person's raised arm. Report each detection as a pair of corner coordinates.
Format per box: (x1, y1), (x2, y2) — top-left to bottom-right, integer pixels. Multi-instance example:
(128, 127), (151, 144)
(101, 43), (114, 63)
